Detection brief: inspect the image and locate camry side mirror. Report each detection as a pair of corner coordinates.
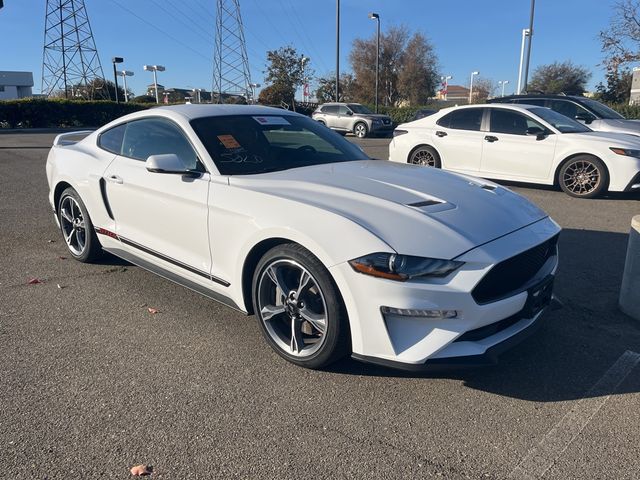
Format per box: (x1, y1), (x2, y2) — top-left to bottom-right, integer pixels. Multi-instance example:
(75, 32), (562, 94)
(146, 154), (197, 175)
(575, 113), (595, 124)
(346, 110), (353, 116)
(526, 126), (549, 140)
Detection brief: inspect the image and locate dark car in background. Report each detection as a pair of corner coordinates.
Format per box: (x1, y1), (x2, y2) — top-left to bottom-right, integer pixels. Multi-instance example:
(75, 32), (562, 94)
(489, 94), (640, 136)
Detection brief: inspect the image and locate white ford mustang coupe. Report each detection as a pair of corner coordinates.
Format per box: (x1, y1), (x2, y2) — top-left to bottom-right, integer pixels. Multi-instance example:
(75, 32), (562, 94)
(389, 104), (640, 198)
(47, 105), (560, 370)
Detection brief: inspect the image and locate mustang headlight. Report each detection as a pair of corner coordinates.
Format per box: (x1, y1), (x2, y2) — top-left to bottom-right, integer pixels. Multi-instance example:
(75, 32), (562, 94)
(610, 147), (640, 158)
(349, 253), (463, 281)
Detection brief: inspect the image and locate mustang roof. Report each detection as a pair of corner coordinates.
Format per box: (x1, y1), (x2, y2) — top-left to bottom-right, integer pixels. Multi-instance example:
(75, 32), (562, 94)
(153, 104), (299, 120)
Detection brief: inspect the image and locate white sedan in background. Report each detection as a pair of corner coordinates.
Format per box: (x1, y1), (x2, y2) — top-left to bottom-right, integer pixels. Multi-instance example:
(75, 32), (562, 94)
(389, 104), (640, 198)
(47, 104), (560, 370)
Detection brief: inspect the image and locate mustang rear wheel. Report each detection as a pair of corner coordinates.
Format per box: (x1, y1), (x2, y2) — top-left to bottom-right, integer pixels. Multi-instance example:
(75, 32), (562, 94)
(558, 155), (608, 198)
(409, 145), (441, 168)
(58, 187), (102, 262)
(252, 244), (350, 369)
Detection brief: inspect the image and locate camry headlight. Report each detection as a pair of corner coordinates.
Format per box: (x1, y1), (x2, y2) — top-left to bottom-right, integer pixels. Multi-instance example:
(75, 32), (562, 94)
(610, 147), (640, 158)
(349, 253), (463, 281)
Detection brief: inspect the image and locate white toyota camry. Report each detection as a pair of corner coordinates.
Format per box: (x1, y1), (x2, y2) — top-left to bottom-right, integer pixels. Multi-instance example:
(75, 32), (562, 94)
(47, 105), (560, 370)
(389, 104), (640, 198)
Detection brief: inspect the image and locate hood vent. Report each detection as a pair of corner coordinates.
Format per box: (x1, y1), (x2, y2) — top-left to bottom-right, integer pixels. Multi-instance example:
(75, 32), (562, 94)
(407, 199), (443, 208)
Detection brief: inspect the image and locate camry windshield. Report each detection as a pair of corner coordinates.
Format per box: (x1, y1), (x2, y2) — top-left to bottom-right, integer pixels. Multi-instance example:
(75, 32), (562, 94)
(581, 98), (625, 119)
(348, 104), (373, 114)
(530, 107), (592, 133)
(191, 114), (369, 175)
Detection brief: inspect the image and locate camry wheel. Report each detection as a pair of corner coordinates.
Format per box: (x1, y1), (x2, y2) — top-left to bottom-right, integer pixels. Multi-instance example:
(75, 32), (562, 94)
(354, 122), (368, 138)
(558, 155), (608, 198)
(252, 244), (349, 369)
(58, 187), (102, 262)
(409, 145), (441, 168)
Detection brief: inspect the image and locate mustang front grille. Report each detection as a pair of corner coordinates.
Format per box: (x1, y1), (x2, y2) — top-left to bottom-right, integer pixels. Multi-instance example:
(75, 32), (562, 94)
(471, 234), (559, 304)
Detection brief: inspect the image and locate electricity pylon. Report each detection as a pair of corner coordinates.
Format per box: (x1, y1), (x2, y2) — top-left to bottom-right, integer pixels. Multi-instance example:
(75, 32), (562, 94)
(42, 0), (107, 99)
(213, 0), (252, 103)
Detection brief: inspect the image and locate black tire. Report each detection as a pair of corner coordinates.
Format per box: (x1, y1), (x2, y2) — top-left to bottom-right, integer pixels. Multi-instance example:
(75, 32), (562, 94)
(353, 122), (369, 138)
(252, 243), (350, 369)
(317, 120), (326, 126)
(57, 187), (102, 262)
(409, 145), (442, 168)
(558, 155), (608, 198)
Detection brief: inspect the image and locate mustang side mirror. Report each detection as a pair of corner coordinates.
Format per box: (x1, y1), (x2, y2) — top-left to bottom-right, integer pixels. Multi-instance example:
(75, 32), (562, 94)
(146, 154), (197, 175)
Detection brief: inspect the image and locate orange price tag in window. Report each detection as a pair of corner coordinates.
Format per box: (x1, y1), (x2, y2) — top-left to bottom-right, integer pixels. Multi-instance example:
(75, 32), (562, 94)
(217, 134), (241, 149)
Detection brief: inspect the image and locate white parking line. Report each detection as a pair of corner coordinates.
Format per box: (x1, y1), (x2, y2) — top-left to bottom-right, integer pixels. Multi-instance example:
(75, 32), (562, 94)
(509, 350), (640, 480)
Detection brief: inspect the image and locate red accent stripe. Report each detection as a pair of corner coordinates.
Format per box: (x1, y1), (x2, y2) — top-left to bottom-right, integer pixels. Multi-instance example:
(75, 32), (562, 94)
(96, 227), (119, 240)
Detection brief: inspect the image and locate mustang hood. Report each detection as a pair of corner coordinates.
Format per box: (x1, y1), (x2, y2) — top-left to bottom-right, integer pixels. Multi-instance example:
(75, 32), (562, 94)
(231, 161), (547, 259)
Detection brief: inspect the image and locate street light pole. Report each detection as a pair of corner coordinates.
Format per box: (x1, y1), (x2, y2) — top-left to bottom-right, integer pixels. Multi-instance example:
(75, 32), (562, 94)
(522, 0), (536, 92)
(469, 71), (479, 104)
(498, 80), (509, 97)
(117, 70), (134, 102)
(301, 57), (309, 102)
(441, 75), (452, 101)
(111, 57), (123, 103)
(517, 29), (530, 94)
(335, 0), (340, 101)
(369, 12), (380, 113)
(143, 65), (166, 104)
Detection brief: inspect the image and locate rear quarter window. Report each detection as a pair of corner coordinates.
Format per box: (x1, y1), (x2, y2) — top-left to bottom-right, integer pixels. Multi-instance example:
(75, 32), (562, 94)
(98, 123), (127, 154)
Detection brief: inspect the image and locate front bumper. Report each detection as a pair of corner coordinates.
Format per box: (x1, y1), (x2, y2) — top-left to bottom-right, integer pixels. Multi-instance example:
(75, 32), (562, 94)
(329, 216), (561, 368)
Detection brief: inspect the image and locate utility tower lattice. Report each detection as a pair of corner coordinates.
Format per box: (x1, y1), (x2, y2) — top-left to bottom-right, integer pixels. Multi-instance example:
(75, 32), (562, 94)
(42, 0), (107, 99)
(213, 0), (252, 102)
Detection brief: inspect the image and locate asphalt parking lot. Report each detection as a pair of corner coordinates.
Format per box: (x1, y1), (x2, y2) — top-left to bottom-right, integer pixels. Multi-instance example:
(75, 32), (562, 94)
(1, 130), (640, 479)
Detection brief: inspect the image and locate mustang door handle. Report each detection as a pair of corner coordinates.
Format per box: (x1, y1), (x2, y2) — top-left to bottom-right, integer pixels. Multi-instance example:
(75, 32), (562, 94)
(105, 175), (123, 184)
(484, 135), (499, 142)
(435, 131), (447, 137)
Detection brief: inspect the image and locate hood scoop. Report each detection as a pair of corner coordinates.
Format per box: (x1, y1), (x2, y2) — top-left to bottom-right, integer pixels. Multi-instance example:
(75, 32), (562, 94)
(406, 198), (456, 214)
(407, 199), (442, 207)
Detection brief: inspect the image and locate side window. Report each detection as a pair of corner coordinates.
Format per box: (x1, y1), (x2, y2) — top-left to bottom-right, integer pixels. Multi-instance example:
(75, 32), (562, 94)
(98, 123), (127, 154)
(490, 109), (532, 135)
(322, 105), (338, 115)
(337, 105), (350, 115)
(437, 109), (483, 131)
(549, 100), (588, 120)
(121, 118), (201, 170)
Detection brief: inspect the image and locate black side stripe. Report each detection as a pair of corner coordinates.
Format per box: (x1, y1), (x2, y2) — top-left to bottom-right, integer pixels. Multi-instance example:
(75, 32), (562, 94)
(96, 228), (230, 287)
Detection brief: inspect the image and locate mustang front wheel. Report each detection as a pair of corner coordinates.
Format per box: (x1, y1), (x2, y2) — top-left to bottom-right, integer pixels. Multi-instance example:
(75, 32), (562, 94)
(253, 244), (349, 369)
(58, 187), (102, 262)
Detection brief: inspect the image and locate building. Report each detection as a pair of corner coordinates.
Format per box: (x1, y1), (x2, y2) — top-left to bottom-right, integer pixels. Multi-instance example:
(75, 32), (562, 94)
(436, 84), (470, 102)
(0, 71), (34, 100)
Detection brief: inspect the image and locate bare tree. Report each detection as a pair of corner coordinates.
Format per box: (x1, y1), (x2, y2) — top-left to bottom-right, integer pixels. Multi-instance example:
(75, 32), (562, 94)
(349, 25), (439, 106)
(472, 77), (496, 101)
(315, 73), (357, 102)
(600, 0), (640, 70)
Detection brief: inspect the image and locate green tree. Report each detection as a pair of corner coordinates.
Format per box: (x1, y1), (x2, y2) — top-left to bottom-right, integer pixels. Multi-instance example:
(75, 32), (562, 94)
(263, 45), (311, 105)
(595, 68), (632, 103)
(527, 61), (591, 94)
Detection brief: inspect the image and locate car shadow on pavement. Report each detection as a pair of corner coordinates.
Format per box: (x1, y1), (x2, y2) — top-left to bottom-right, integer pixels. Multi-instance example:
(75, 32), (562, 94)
(495, 179), (640, 201)
(328, 228), (640, 402)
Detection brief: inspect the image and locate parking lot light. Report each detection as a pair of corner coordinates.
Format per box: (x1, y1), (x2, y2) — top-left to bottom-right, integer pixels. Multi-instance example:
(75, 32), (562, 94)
(143, 65), (166, 104)
(469, 71), (479, 104)
(368, 12), (380, 113)
(111, 57), (124, 103)
(498, 79), (509, 97)
(117, 70), (134, 102)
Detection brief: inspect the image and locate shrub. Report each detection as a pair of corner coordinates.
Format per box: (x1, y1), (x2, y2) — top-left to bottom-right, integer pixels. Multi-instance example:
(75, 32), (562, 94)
(0, 98), (149, 128)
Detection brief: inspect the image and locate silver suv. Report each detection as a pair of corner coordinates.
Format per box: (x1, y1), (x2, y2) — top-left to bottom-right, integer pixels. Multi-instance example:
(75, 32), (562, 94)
(312, 103), (393, 138)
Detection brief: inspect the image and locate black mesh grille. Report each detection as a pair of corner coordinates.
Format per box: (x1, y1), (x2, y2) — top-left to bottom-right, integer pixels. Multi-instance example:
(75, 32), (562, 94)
(472, 235), (558, 304)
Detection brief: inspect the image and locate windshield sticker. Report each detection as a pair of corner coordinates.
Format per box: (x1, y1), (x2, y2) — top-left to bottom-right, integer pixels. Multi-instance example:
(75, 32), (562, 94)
(253, 116), (290, 126)
(217, 134), (242, 149)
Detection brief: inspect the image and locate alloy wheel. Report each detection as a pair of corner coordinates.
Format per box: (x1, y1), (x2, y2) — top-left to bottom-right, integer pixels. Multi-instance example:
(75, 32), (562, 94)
(562, 160), (601, 196)
(411, 149), (436, 166)
(59, 195), (87, 256)
(354, 123), (367, 138)
(257, 259), (328, 358)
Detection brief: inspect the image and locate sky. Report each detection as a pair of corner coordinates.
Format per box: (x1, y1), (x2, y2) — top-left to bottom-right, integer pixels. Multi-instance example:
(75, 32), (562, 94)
(0, 0), (621, 99)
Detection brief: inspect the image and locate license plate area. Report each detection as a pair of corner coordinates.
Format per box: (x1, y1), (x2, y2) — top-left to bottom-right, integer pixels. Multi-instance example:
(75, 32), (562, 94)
(523, 275), (554, 318)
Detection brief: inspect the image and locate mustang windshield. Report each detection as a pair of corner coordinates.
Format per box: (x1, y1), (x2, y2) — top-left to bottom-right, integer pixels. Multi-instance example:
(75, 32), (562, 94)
(191, 114), (369, 175)
(530, 107), (592, 134)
